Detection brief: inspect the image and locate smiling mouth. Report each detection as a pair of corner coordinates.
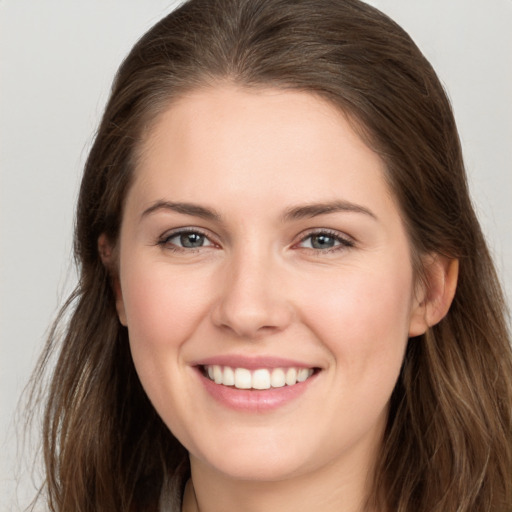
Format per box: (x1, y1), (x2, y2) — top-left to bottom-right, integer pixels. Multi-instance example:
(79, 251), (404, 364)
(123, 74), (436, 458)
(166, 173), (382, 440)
(201, 365), (318, 390)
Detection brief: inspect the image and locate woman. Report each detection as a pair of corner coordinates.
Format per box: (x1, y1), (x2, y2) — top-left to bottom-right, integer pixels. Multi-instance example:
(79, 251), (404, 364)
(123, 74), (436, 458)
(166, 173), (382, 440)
(31, 0), (512, 511)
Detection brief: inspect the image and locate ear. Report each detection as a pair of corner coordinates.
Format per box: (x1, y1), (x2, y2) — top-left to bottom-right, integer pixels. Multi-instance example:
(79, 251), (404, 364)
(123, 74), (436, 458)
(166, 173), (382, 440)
(98, 233), (127, 326)
(408, 255), (459, 337)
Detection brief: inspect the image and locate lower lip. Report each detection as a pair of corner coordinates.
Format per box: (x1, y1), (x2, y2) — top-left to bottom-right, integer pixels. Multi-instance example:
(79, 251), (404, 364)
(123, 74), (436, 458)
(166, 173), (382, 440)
(196, 368), (318, 411)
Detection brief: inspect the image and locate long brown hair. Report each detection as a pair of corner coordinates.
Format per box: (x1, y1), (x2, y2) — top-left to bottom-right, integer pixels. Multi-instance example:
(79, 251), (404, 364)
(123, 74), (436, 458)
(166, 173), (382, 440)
(30, 0), (512, 510)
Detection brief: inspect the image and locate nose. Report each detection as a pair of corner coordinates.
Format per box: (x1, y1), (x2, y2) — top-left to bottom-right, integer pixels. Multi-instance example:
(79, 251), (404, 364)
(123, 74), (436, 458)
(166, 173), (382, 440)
(211, 248), (294, 339)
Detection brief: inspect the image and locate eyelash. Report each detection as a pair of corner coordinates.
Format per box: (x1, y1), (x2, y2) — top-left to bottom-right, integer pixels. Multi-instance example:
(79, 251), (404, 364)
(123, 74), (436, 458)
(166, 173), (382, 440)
(156, 228), (355, 254)
(157, 228), (216, 253)
(295, 229), (355, 254)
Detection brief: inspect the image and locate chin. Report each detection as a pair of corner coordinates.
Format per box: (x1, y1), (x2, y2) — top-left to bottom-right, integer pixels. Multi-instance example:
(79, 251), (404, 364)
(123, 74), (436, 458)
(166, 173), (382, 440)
(199, 453), (312, 483)
(187, 430), (331, 484)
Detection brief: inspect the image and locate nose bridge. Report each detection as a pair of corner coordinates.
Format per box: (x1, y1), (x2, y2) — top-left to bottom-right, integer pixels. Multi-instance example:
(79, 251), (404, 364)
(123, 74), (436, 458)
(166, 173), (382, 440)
(212, 240), (292, 338)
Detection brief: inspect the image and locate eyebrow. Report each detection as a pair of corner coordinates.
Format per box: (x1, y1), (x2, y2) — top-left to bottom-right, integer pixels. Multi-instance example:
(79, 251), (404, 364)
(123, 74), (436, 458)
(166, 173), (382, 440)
(140, 199), (377, 223)
(282, 201), (377, 222)
(140, 201), (222, 221)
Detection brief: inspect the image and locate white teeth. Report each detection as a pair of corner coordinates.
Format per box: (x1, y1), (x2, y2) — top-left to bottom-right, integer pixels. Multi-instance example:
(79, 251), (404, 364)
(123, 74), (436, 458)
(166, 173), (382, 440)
(234, 368), (252, 389)
(252, 369), (271, 390)
(205, 365), (314, 389)
(297, 368), (310, 382)
(213, 365), (223, 384)
(270, 368), (286, 388)
(285, 367), (297, 386)
(223, 366), (235, 386)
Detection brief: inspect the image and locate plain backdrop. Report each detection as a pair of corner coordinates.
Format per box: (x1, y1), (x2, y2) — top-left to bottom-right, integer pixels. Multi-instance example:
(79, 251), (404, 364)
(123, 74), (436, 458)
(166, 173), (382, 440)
(1, 1), (511, 510)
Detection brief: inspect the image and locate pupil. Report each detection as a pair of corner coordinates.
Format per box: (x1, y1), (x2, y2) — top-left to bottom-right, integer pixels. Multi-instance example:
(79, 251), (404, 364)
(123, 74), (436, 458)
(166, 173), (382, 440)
(312, 234), (334, 249)
(181, 233), (204, 248)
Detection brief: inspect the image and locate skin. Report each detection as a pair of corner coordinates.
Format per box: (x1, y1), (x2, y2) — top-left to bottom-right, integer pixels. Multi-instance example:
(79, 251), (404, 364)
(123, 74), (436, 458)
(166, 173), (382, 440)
(103, 85), (457, 512)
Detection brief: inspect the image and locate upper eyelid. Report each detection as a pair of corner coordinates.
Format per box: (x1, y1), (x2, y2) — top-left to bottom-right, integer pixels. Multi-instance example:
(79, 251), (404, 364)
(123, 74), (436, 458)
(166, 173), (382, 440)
(158, 227), (218, 246)
(160, 226), (213, 238)
(293, 230), (356, 255)
(157, 226), (354, 247)
(295, 227), (354, 243)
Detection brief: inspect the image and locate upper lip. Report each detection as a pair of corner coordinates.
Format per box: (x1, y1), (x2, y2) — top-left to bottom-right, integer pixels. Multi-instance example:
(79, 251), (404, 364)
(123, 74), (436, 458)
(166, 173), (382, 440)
(191, 355), (318, 370)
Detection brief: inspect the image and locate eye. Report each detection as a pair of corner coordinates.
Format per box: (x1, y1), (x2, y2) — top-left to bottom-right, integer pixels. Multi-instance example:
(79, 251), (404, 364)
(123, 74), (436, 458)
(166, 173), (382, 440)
(158, 229), (215, 250)
(297, 231), (354, 251)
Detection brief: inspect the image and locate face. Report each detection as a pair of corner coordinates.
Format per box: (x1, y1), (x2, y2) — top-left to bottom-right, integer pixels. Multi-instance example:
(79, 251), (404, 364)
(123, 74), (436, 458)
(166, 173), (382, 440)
(113, 85), (428, 484)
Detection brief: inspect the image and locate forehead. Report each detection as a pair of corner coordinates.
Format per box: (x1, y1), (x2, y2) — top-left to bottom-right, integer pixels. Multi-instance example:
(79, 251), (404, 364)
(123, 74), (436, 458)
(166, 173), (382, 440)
(130, 85), (397, 221)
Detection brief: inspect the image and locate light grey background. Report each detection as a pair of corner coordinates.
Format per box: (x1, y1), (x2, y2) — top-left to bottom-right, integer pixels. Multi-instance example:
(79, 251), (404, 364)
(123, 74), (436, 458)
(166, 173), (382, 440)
(1, 1), (511, 510)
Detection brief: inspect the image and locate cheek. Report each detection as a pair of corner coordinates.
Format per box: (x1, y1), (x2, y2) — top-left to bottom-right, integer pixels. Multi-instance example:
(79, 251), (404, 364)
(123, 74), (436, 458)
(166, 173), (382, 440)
(118, 261), (218, 426)
(300, 260), (414, 373)
(119, 260), (215, 373)
(123, 260), (202, 329)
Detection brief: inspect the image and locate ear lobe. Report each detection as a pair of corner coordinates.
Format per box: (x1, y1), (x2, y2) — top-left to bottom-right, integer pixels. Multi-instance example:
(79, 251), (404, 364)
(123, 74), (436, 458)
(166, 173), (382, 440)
(408, 256), (459, 337)
(113, 279), (127, 327)
(98, 234), (127, 326)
